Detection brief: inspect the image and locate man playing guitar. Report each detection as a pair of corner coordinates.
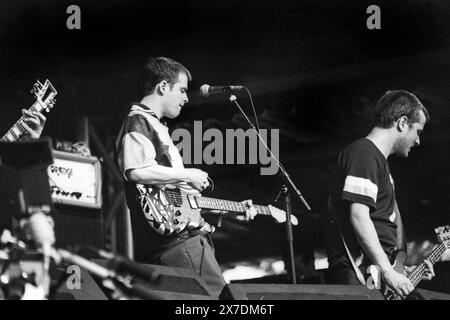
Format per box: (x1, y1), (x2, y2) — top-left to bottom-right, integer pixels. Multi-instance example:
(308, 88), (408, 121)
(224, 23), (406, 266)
(325, 90), (435, 299)
(116, 57), (289, 298)
(0, 108), (47, 141)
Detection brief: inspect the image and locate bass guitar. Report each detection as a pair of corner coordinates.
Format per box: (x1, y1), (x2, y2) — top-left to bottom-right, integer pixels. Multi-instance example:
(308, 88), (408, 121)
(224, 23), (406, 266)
(365, 225), (450, 300)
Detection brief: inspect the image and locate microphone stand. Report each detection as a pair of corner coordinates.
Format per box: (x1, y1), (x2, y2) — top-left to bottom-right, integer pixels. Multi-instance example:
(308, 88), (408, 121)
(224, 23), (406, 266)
(55, 249), (161, 300)
(228, 93), (311, 285)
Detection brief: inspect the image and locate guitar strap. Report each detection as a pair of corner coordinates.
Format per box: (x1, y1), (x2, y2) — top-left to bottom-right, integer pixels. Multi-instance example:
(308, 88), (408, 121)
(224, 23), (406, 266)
(114, 103), (161, 158)
(329, 198), (366, 285)
(131, 103), (160, 120)
(336, 219), (366, 285)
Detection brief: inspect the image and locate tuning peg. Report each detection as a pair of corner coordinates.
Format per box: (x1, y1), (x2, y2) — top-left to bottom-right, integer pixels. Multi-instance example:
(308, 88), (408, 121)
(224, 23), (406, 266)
(32, 84), (42, 96)
(47, 99), (56, 108)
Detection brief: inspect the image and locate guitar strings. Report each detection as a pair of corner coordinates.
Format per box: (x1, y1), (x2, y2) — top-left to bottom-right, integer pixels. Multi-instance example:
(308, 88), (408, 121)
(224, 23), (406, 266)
(410, 244), (443, 285)
(163, 189), (249, 212)
(408, 243), (445, 287)
(385, 243), (446, 299)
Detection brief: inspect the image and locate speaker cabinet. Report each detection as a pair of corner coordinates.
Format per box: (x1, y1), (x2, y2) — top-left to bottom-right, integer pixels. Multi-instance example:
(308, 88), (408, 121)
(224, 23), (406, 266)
(90, 260), (217, 300)
(220, 284), (385, 300)
(125, 263), (218, 300)
(53, 204), (104, 251)
(416, 288), (450, 300)
(52, 266), (108, 300)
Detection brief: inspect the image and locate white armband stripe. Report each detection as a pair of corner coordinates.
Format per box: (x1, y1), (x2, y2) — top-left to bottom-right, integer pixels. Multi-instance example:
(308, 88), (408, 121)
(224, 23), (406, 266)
(343, 175), (378, 202)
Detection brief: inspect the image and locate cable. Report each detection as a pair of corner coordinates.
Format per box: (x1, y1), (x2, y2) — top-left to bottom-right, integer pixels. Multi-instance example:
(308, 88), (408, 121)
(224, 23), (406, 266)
(243, 86), (261, 134)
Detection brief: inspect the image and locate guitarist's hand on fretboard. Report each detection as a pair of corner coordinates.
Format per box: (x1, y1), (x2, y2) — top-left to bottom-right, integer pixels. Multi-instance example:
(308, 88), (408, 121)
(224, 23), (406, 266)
(235, 200), (257, 222)
(208, 200), (257, 222)
(21, 109), (47, 139)
(0, 79), (56, 143)
(405, 259), (435, 281)
(234, 201), (295, 225)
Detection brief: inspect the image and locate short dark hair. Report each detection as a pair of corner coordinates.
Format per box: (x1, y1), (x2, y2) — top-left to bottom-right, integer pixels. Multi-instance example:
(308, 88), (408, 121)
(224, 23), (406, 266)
(373, 90), (430, 128)
(139, 56), (192, 97)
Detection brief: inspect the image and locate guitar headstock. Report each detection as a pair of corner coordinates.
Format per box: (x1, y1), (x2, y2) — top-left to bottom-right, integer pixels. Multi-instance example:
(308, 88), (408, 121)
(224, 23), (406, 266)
(30, 79), (58, 113)
(269, 206), (299, 226)
(435, 225), (450, 248)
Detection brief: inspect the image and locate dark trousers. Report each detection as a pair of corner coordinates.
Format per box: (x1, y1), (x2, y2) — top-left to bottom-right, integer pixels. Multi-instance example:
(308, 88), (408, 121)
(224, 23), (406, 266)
(326, 263), (361, 285)
(151, 234), (227, 298)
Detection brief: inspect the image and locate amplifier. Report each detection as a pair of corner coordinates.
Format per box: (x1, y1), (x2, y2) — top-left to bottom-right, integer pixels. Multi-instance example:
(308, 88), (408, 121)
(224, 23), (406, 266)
(48, 150), (102, 209)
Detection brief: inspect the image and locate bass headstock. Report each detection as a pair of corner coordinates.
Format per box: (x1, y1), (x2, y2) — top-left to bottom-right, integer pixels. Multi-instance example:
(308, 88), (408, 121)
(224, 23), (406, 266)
(30, 79), (58, 113)
(435, 225), (450, 248)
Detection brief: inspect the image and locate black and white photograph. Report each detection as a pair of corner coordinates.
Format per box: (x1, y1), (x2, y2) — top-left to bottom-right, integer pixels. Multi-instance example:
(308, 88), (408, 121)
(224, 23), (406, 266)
(0, 0), (450, 305)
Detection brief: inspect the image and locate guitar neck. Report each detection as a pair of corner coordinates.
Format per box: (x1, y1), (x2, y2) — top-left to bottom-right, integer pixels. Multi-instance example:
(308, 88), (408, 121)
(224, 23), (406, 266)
(408, 242), (446, 287)
(0, 102), (42, 142)
(195, 196), (271, 216)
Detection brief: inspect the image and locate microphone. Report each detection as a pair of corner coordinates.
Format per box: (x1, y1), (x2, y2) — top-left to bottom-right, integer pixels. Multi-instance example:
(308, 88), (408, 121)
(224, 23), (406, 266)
(21, 212), (56, 297)
(199, 84), (244, 97)
(27, 212), (55, 259)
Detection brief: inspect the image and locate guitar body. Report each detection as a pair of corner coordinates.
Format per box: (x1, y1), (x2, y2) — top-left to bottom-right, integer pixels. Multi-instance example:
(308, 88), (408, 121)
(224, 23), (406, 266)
(391, 250), (408, 275)
(136, 184), (213, 236)
(365, 226), (450, 300)
(366, 250), (408, 299)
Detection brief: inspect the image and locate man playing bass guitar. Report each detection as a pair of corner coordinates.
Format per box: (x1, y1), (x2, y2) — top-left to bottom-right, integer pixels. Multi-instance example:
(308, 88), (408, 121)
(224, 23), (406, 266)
(325, 90), (435, 299)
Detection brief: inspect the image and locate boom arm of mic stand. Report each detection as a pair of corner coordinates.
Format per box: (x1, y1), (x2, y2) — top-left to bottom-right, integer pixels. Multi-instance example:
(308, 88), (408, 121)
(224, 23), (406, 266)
(228, 94), (311, 211)
(55, 249), (160, 300)
(281, 171), (311, 211)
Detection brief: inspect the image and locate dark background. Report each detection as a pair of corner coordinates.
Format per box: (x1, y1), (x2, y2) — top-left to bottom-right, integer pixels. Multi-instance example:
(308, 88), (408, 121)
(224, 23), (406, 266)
(0, 0), (449, 291)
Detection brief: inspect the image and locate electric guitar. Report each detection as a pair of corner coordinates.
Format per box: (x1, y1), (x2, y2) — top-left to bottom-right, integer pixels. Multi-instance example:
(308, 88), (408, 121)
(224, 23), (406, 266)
(365, 225), (450, 300)
(136, 184), (298, 236)
(1, 79), (57, 142)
